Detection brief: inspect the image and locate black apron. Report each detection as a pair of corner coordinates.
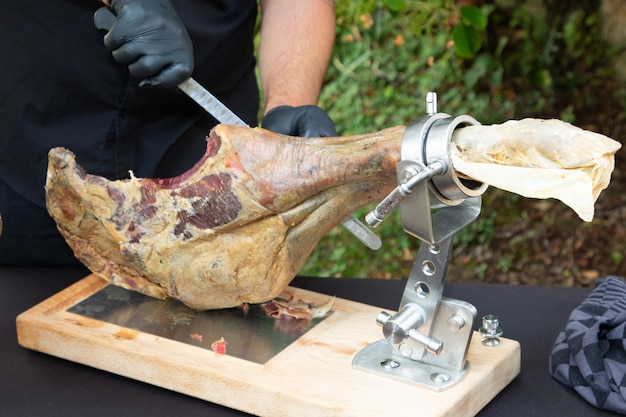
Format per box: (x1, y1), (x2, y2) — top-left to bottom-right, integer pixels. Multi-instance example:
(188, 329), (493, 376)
(0, 0), (259, 265)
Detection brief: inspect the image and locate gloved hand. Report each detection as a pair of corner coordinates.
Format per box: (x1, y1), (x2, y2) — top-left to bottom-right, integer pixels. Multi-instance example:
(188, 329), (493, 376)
(262, 105), (337, 137)
(95, 0), (193, 88)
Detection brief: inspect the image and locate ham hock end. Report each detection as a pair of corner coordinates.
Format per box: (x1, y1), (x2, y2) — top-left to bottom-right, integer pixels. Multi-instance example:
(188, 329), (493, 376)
(45, 124), (403, 310)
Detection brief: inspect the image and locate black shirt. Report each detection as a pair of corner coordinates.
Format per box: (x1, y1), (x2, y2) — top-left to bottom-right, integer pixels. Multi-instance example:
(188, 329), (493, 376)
(0, 0), (259, 209)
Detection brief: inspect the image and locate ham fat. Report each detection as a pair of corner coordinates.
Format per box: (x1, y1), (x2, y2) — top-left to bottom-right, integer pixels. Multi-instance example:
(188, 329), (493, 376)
(45, 125), (403, 310)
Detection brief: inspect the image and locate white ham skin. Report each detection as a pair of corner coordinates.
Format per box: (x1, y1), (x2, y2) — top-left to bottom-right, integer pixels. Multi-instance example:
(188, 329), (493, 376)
(451, 119), (621, 221)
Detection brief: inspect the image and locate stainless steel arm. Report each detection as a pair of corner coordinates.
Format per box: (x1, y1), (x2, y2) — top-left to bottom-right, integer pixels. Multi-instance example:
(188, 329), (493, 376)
(365, 159), (447, 228)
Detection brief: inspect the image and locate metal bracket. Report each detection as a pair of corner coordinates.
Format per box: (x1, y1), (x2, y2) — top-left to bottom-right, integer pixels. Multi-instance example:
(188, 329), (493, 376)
(353, 92), (485, 390)
(352, 237), (477, 390)
(399, 114), (486, 245)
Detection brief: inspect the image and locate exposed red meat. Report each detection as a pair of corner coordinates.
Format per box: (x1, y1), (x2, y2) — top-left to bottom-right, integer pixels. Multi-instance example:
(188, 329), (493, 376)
(260, 294), (335, 320)
(45, 124), (404, 310)
(210, 337), (227, 355)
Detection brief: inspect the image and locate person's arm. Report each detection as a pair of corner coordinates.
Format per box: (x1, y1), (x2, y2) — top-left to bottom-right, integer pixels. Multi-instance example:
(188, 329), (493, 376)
(258, 0), (335, 114)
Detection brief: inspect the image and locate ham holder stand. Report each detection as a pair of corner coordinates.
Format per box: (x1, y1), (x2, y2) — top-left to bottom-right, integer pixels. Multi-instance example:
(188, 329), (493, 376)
(17, 93), (520, 417)
(353, 92), (510, 389)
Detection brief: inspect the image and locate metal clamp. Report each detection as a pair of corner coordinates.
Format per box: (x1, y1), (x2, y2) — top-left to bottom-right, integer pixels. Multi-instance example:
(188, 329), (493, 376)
(366, 98), (487, 246)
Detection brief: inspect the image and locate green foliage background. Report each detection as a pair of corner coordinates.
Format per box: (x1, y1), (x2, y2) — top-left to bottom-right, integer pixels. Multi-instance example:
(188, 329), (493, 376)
(298, 0), (625, 280)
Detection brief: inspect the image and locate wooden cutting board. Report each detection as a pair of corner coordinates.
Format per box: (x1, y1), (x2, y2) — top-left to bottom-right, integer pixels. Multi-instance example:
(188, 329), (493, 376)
(16, 274), (520, 417)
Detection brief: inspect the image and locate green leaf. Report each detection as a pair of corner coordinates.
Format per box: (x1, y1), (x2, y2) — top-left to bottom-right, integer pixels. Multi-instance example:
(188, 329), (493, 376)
(382, 0), (407, 12)
(532, 68), (552, 89)
(464, 54), (491, 88)
(452, 25), (481, 58)
(460, 6), (487, 30)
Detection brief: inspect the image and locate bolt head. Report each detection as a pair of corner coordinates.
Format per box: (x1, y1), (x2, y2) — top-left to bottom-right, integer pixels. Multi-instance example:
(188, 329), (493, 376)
(447, 315), (465, 332)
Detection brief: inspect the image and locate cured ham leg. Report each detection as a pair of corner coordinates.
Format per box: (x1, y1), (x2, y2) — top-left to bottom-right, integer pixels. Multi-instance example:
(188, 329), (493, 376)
(45, 120), (619, 310)
(46, 125), (403, 309)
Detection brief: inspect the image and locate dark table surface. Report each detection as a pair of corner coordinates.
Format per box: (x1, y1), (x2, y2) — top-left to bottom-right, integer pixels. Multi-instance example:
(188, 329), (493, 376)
(0, 266), (617, 416)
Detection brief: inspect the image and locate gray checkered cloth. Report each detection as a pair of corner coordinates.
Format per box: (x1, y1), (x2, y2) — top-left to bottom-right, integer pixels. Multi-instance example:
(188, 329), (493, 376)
(549, 276), (626, 414)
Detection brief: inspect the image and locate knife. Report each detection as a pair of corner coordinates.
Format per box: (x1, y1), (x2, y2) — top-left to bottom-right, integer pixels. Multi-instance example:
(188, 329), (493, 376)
(177, 78), (247, 126)
(94, 7), (381, 250)
(94, 7), (246, 125)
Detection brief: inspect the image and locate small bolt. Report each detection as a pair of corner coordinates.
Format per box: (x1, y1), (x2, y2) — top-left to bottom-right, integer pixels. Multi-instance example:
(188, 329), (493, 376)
(381, 358), (400, 369)
(447, 314), (466, 332)
(426, 91), (438, 115)
(430, 372), (451, 384)
(398, 342), (413, 358)
(376, 311), (392, 327)
(479, 314), (503, 347)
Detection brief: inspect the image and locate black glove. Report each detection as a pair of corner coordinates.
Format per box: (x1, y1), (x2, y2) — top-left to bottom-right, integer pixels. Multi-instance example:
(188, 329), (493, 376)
(95, 0), (193, 88)
(262, 105), (337, 137)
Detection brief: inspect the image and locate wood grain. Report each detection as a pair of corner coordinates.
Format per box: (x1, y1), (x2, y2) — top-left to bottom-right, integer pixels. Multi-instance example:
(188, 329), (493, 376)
(17, 274), (520, 417)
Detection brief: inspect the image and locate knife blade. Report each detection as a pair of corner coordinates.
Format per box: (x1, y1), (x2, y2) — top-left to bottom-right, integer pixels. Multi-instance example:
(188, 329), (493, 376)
(94, 8), (246, 126)
(94, 6), (380, 250)
(177, 78), (247, 127)
(341, 215), (382, 250)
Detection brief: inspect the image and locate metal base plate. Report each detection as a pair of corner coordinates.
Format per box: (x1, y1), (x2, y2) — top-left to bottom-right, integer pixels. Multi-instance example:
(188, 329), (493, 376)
(68, 284), (331, 364)
(352, 339), (469, 391)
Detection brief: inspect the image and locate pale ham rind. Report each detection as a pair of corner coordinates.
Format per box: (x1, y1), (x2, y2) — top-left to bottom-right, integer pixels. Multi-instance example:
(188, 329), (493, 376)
(450, 118), (621, 221)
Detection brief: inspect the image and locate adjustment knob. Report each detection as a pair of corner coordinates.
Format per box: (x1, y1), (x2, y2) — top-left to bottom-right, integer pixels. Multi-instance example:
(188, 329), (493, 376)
(408, 329), (443, 355)
(479, 314), (503, 346)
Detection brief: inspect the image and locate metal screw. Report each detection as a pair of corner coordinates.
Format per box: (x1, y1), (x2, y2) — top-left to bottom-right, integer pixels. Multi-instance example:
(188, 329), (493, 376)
(430, 372), (451, 384)
(381, 359), (400, 370)
(479, 314), (503, 347)
(447, 314), (466, 332)
(426, 91), (438, 115)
